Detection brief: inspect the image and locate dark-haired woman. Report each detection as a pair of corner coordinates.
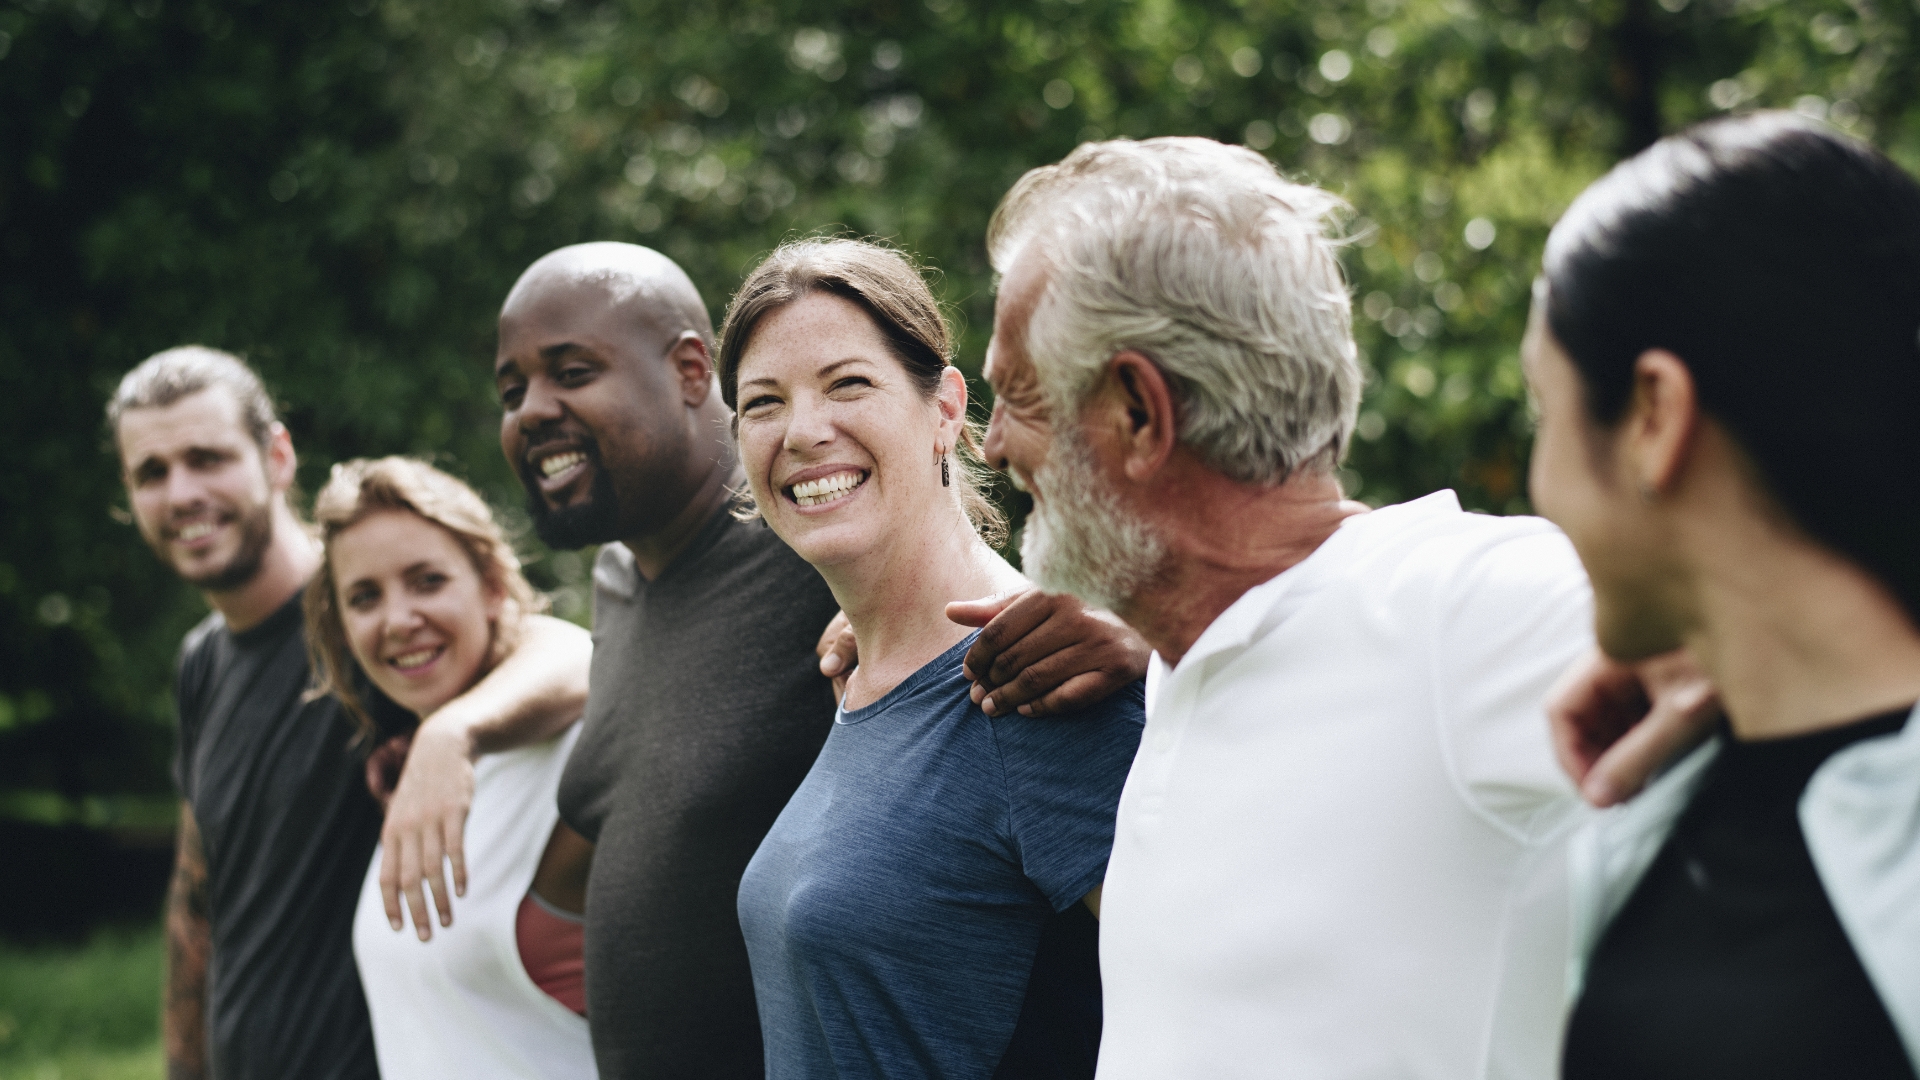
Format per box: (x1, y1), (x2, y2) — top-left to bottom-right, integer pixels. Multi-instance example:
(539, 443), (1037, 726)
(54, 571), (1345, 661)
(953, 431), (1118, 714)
(722, 238), (1144, 1079)
(1523, 111), (1920, 1078)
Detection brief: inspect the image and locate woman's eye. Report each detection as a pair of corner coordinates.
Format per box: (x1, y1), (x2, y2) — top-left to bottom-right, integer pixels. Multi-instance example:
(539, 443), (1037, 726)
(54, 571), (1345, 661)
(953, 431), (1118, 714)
(831, 376), (872, 393)
(743, 395), (781, 413)
(346, 589), (378, 611)
(415, 572), (449, 593)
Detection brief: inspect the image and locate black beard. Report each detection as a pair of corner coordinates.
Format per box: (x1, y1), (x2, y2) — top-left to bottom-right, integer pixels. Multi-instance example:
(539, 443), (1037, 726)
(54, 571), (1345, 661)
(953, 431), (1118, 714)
(523, 452), (625, 550)
(173, 499), (275, 592)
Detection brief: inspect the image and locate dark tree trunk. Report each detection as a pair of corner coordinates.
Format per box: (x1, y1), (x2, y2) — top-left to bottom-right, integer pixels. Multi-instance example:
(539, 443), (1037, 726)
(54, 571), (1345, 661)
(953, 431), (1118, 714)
(1611, 0), (1664, 155)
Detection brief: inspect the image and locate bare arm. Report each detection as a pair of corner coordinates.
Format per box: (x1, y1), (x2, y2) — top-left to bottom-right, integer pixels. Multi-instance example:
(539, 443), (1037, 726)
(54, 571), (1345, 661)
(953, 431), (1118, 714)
(1548, 647), (1721, 806)
(164, 802), (210, 1080)
(378, 614), (592, 939)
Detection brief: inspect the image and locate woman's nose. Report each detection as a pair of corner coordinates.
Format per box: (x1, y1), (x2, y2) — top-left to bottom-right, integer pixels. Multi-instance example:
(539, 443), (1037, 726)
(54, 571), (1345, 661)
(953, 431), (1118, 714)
(784, 393), (836, 451)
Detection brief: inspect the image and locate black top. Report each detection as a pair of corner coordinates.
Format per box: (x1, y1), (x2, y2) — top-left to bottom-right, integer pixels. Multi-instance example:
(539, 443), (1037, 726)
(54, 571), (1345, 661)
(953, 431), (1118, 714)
(558, 508), (843, 1079)
(1564, 707), (1917, 1080)
(173, 590), (407, 1080)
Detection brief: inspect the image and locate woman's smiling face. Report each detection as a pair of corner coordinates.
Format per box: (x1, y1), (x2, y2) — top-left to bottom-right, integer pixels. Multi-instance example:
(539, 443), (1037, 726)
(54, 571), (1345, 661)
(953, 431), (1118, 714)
(734, 291), (964, 569)
(329, 508), (504, 718)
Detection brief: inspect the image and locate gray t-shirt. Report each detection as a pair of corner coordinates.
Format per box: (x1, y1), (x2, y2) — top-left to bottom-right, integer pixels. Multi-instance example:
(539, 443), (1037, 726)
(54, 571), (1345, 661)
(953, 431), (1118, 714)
(173, 591), (407, 1080)
(558, 508), (842, 1079)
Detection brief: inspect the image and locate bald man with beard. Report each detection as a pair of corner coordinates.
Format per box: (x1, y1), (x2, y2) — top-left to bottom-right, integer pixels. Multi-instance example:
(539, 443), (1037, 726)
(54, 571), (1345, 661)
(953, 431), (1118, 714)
(376, 242), (1149, 1078)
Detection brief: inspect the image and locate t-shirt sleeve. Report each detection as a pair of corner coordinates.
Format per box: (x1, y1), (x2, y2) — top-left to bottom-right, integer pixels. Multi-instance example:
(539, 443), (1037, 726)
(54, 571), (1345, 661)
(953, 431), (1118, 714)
(171, 618), (219, 798)
(992, 683), (1146, 911)
(1430, 524), (1592, 843)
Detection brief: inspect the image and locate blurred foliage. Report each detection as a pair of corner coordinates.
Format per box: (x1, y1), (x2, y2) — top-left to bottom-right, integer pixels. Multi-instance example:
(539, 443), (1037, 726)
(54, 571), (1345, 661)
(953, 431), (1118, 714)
(3, 0), (1917, 812)
(0, 927), (162, 1078)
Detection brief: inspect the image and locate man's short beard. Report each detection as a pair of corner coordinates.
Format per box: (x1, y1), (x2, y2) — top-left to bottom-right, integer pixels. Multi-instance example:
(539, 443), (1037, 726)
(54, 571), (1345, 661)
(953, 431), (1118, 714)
(168, 500), (275, 592)
(524, 456), (625, 550)
(1019, 427), (1168, 613)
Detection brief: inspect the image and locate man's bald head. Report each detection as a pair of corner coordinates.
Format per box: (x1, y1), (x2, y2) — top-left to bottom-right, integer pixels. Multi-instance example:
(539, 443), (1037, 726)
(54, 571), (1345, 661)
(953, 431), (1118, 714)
(501, 242), (713, 347)
(495, 242), (736, 554)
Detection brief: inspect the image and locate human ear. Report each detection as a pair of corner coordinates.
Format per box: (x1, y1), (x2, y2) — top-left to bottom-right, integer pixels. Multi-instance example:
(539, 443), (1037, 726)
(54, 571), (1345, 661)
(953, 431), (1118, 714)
(265, 423), (298, 494)
(668, 332), (715, 407)
(1104, 351), (1179, 483)
(1626, 350), (1699, 497)
(935, 366), (969, 445)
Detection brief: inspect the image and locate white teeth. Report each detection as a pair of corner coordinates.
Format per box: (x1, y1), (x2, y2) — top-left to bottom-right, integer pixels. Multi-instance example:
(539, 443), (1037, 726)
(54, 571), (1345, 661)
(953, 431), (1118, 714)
(391, 648), (438, 669)
(790, 471), (866, 507)
(177, 522), (214, 541)
(540, 451), (587, 478)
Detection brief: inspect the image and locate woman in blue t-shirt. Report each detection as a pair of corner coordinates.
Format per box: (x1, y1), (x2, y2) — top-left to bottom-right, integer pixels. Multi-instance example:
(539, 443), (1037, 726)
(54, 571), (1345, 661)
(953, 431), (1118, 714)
(717, 237), (1144, 1080)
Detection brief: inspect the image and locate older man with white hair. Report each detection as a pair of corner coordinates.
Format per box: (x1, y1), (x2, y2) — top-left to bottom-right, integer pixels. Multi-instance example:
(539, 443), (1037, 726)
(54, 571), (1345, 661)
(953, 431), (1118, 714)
(981, 137), (1593, 1079)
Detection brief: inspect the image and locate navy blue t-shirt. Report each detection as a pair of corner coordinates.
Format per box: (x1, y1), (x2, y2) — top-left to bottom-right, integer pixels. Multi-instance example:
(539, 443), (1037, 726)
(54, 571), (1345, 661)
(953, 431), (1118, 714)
(737, 631), (1145, 1080)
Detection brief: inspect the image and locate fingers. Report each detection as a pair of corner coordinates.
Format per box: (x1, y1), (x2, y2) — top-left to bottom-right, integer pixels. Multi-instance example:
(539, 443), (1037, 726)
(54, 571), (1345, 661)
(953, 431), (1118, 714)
(816, 610), (855, 677)
(422, 827), (454, 929)
(1005, 670), (1129, 719)
(945, 588), (1025, 631)
(442, 812), (468, 901)
(397, 830), (433, 941)
(1545, 650), (1647, 790)
(1582, 660), (1719, 807)
(959, 589), (1058, 687)
(820, 623), (858, 680)
(378, 832), (404, 932)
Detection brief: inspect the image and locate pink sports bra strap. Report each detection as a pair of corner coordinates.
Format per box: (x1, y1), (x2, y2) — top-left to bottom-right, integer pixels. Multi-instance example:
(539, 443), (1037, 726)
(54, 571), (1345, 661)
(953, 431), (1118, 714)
(516, 891), (587, 1016)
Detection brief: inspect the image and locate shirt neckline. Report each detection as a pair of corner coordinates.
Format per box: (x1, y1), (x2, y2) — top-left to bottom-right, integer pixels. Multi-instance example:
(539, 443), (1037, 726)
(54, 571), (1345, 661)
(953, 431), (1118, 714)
(835, 631), (981, 726)
(228, 586), (306, 647)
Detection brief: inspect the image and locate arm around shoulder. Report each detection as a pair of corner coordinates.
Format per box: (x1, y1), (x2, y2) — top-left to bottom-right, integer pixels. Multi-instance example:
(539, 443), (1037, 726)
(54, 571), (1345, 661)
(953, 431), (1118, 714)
(378, 613), (592, 939)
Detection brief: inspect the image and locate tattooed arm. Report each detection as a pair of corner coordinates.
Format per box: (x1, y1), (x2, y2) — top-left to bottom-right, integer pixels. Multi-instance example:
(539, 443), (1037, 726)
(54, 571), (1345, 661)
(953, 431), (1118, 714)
(165, 801), (211, 1080)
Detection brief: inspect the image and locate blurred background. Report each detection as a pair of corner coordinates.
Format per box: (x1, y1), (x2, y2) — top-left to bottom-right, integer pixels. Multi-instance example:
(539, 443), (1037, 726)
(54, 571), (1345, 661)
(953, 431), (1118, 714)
(1, 0), (1912, 1073)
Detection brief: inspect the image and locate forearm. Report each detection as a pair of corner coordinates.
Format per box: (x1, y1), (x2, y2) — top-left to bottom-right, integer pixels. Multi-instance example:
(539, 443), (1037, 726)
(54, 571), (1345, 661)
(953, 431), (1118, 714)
(432, 614), (591, 756)
(164, 805), (210, 1080)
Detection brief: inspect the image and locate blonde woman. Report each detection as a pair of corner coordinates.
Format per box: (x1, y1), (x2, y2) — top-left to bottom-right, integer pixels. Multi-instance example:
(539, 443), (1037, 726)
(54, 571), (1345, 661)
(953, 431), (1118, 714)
(722, 239), (1145, 1080)
(305, 457), (595, 1079)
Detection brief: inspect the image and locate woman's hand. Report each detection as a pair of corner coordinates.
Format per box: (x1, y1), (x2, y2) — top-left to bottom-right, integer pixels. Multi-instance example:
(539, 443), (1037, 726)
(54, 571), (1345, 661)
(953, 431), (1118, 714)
(1548, 647), (1721, 807)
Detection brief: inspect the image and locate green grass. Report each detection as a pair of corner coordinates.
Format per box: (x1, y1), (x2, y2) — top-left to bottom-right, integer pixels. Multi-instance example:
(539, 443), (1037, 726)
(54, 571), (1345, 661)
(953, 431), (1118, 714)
(0, 928), (162, 1080)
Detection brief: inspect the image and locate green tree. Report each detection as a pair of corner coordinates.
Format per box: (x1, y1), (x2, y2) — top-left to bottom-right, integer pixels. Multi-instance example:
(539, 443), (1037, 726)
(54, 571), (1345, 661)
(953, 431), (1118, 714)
(0, 0), (1908, 831)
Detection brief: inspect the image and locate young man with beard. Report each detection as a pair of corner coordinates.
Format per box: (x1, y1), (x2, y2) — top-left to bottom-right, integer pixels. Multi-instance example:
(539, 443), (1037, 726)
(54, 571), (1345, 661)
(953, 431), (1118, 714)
(978, 139), (1597, 1078)
(388, 242), (1144, 1079)
(110, 346), (589, 1080)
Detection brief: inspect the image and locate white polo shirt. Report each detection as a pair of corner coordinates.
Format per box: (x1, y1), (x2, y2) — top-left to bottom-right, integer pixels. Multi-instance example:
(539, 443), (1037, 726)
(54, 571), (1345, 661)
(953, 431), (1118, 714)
(1096, 491), (1593, 1080)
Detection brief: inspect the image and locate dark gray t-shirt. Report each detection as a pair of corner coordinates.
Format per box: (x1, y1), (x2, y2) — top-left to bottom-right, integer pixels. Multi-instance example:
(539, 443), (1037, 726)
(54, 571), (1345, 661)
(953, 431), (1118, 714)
(559, 508), (842, 1080)
(173, 591), (406, 1080)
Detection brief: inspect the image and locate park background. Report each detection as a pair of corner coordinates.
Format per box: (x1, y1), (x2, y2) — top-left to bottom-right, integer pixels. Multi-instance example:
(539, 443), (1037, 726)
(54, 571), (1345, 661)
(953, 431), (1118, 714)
(0, 0), (1911, 1073)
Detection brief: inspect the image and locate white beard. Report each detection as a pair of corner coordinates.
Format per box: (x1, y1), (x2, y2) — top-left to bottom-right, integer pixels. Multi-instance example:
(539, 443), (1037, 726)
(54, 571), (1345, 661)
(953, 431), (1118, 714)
(1019, 427), (1168, 613)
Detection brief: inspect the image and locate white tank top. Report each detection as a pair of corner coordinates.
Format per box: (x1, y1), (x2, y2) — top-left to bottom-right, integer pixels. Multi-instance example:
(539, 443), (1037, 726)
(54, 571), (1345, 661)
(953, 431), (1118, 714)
(353, 722), (596, 1080)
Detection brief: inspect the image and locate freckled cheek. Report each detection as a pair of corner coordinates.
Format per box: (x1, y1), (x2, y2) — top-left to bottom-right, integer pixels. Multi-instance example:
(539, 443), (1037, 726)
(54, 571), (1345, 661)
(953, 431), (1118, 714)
(736, 421), (786, 502)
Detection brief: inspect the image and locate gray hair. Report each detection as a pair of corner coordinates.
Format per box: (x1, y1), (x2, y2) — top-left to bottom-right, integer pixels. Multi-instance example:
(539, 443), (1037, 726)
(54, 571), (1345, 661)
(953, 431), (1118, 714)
(987, 137), (1361, 485)
(108, 345), (279, 451)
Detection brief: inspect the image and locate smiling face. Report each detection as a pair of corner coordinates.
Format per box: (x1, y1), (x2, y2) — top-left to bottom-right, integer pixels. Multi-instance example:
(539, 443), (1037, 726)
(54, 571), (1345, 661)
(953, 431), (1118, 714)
(495, 277), (697, 551)
(1524, 303), (1686, 660)
(328, 509), (503, 719)
(117, 387), (284, 592)
(983, 250), (1168, 610)
(734, 292), (963, 570)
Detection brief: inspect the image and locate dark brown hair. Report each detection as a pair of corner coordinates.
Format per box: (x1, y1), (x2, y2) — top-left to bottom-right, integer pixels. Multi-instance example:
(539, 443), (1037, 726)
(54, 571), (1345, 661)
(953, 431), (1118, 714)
(716, 238), (1006, 545)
